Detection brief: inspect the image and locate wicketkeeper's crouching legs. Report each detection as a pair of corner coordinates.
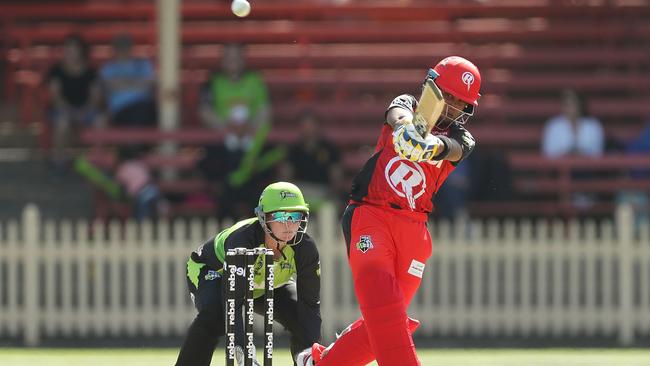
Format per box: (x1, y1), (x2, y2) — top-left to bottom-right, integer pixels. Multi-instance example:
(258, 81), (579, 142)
(175, 307), (223, 365)
(176, 274), (233, 366)
(176, 271), (320, 366)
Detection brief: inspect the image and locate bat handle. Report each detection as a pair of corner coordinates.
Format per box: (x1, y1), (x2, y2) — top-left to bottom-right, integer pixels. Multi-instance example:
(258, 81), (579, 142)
(414, 122), (428, 138)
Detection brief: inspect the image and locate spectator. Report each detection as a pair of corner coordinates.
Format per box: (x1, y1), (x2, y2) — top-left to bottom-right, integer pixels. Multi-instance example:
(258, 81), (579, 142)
(616, 119), (650, 228)
(624, 117), (650, 162)
(469, 147), (513, 200)
(198, 108), (283, 221)
(541, 89), (604, 158)
(115, 146), (168, 221)
(434, 145), (513, 220)
(541, 89), (605, 210)
(278, 110), (344, 211)
(434, 160), (471, 220)
(196, 43), (278, 220)
(74, 147), (167, 221)
(199, 43), (270, 131)
(46, 34), (101, 168)
(99, 34), (157, 127)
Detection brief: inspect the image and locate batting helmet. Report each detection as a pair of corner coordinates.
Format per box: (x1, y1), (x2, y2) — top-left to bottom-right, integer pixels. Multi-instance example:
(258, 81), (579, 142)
(255, 182), (309, 214)
(433, 56), (482, 109)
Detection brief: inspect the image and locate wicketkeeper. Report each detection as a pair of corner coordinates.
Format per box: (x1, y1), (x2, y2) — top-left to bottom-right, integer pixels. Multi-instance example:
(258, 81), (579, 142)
(176, 182), (322, 366)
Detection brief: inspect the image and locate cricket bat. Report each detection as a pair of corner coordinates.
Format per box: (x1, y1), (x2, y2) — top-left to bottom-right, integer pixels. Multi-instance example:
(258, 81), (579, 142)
(413, 69), (445, 137)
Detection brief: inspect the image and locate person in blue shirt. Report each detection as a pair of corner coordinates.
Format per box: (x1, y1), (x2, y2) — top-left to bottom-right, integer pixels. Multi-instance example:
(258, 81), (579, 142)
(99, 34), (157, 127)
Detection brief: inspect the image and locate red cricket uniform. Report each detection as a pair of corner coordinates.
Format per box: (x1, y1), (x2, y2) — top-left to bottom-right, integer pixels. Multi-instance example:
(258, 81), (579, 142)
(319, 94), (475, 366)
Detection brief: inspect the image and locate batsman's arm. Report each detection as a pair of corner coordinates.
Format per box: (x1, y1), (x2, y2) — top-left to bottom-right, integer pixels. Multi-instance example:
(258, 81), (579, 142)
(442, 123), (476, 164)
(385, 94), (417, 130)
(391, 120), (475, 163)
(386, 93), (475, 163)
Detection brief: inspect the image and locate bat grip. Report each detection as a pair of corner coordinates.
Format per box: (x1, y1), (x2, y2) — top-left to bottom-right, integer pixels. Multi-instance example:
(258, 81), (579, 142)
(414, 121), (428, 138)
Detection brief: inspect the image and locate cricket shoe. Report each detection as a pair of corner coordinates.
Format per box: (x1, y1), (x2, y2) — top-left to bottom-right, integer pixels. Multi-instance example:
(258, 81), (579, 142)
(296, 343), (326, 366)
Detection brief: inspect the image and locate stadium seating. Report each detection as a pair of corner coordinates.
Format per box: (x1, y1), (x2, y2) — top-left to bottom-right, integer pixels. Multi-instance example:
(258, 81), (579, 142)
(2, 0), (650, 218)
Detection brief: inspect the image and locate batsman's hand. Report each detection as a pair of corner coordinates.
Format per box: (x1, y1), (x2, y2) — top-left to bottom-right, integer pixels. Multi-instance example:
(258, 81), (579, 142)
(392, 123), (444, 162)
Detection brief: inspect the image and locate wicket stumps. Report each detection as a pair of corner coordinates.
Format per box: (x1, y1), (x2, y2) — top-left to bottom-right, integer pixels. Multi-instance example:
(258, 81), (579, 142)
(226, 247), (275, 366)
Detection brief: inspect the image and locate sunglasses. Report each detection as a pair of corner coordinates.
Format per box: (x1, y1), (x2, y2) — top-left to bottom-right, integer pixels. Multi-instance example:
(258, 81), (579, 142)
(268, 211), (304, 223)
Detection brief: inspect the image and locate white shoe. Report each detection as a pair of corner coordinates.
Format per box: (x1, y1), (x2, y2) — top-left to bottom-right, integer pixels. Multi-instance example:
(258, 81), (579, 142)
(296, 347), (315, 366)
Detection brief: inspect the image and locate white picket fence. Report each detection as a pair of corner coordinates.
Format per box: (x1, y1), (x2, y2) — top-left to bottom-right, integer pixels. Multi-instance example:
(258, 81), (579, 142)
(1, 203), (648, 346)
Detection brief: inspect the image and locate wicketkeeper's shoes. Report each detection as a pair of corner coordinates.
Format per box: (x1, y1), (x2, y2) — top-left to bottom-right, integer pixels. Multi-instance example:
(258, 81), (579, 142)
(296, 343), (327, 366)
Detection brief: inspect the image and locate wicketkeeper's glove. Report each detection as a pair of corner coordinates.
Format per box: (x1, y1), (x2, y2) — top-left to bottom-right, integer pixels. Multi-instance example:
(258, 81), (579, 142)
(392, 123), (445, 162)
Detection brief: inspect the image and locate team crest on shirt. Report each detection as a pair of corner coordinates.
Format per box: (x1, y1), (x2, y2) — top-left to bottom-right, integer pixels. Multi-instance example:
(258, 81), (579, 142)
(384, 156), (427, 209)
(204, 270), (220, 281)
(356, 235), (374, 253)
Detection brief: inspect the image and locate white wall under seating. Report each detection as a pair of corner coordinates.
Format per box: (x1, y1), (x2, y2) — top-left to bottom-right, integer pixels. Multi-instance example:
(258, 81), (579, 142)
(0, 204), (648, 346)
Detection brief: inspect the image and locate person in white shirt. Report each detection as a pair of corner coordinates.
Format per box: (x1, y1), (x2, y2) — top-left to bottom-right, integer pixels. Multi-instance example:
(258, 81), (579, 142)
(541, 89), (605, 210)
(542, 89), (604, 158)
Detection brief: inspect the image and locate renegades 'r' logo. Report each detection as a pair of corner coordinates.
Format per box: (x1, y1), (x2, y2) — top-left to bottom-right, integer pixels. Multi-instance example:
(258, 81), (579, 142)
(462, 71), (474, 91)
(384, 156), (427, 209)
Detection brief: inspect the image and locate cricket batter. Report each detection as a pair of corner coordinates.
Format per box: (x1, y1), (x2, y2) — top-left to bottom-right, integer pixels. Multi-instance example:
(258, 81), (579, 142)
(297, 56), (482, 365)
(176, 182), (321, 366)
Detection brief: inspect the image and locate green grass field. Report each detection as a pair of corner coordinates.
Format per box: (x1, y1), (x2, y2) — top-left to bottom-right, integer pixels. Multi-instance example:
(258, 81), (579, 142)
(2, 348), (650, 366)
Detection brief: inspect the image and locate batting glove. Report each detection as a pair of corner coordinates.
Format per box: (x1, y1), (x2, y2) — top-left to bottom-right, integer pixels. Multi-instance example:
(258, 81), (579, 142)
(392, 123), (444, 162)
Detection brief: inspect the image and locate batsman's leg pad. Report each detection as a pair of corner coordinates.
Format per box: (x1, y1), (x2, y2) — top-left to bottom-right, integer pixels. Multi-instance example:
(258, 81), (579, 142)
(356, 269), (419, 365)
(317, 316), (421, 366)
(316, 317), (372, 366)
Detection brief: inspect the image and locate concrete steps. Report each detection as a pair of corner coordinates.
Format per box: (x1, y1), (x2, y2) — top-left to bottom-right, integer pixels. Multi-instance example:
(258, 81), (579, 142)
(0, 159), (95, 220)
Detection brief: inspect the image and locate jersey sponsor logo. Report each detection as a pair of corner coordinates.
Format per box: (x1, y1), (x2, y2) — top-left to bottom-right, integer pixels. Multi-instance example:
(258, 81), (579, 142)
(204, 270), (220, 281)
(407, 259), (426, 278)
(356, 235), (374, 253)
(461, 71), (475, 91)
(385, 156), (427, 209)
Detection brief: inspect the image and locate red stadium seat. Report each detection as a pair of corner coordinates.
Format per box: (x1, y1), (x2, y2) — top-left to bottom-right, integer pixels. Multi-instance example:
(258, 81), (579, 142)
(3, 0), (650, 218)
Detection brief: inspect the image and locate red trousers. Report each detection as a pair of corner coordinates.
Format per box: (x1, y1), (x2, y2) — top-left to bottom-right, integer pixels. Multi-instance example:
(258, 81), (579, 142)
(320, 204), (432, 366)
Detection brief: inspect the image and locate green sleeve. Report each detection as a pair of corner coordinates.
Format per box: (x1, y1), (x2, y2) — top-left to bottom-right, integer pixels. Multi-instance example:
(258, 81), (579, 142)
(214, 218), (258, 264)
(251, 73), (269, 117)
